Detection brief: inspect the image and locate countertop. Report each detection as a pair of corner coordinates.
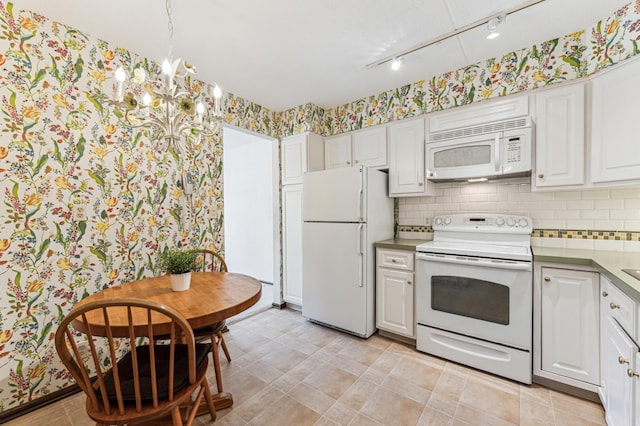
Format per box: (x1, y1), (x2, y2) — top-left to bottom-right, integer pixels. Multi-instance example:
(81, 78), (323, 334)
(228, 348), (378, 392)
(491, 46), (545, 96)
(374, 238), (432, 251)
(532, 246), (640, 302)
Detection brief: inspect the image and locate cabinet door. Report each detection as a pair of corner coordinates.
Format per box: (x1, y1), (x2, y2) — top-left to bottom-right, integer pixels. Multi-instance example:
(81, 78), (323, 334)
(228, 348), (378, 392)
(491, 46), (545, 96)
(534, 84), (585, 188)
(325, 134), (352, 169)
(282, 185), (303, 305)
(635, 352), (640, 426)
(591, 59), (640, 184)
(282, 135), (308, 185)
(389, 118), (433, 196)
(603, 316), (637, 426)
(376, 267), (414, 337)
(540, 267), (599, 384)
(353, 127), (387, 168)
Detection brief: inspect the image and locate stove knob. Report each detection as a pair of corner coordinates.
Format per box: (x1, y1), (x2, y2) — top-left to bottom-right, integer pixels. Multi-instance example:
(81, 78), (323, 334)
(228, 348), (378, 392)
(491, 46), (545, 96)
(495, 217), (505, 226)
(434, 217), (443, 226)
(506, 218), (516, 227)
(518, 218), (529, 227)
(444, 217), (452, 225)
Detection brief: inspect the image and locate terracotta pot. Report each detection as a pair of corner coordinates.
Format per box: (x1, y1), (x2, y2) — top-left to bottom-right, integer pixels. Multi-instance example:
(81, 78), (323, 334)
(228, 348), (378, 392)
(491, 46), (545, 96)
(170, 272), (191, 292)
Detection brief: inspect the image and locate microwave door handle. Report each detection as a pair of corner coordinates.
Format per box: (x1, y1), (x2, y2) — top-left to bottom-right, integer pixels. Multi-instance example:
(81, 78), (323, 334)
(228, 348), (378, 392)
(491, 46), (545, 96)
(494, 134), (501, 173)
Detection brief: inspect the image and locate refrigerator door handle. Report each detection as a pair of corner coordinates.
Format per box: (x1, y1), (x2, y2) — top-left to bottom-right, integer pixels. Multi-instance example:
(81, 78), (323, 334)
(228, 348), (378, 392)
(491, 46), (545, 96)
(357, 165), (364, 221)
(357, 224), (364, 287)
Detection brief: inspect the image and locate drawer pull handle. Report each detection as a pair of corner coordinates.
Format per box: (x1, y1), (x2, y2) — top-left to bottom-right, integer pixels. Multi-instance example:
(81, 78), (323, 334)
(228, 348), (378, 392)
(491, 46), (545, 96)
(627, 369), (640, 378)
(538, 173), (544, 179)
(619, 356), (630, 365)
(544, 277), (551, 282)
(407, 281), (412, 285)
(610, 303), (621, 310)
(391, 259), (396, 263)
(602, 291), (608, 297)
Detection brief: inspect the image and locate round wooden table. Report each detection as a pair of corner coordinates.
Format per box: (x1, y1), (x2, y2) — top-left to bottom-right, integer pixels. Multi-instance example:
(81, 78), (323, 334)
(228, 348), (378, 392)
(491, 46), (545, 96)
(73, 271), (262, 411)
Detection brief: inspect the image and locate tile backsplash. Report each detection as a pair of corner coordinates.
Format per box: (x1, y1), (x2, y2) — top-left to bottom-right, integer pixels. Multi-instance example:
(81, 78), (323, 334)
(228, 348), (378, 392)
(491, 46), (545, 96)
(397, 177), (640, 252)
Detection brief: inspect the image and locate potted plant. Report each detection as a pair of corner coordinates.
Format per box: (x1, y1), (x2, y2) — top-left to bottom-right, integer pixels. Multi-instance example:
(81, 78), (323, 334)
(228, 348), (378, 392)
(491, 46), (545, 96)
(160, 248), (198, 291)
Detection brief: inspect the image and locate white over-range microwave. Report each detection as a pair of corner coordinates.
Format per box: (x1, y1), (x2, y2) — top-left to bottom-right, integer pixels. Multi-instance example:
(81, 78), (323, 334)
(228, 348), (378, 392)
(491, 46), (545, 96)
(426, 116), (533, 181)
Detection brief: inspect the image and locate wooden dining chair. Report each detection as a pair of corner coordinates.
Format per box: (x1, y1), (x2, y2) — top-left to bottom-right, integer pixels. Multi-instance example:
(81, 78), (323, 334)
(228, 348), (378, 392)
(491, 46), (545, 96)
(193, 249), (231, 393)
(54, 298), (216, 426)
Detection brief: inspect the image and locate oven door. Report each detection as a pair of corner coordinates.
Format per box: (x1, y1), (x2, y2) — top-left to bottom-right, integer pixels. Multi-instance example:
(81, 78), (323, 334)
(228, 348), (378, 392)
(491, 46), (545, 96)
(415, 252), (532, 350)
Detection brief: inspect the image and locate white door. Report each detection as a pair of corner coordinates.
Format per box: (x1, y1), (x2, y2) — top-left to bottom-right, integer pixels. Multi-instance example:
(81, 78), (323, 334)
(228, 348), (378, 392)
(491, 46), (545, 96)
(353, 127), (387, 168)
(540, 267), (599, 384)
(281, 134), (307, 185)
(389, 118), (427, 195)
(325, 134), (352, 169)
(282, 185), (303, 305)
(603, 317), (637, 426)
(302, 166), (364, 222)
(302, 222), (367, 336)
(534, 84), (585, 187)
(377, 268), (414, 337)
(591, 58), (640, 183)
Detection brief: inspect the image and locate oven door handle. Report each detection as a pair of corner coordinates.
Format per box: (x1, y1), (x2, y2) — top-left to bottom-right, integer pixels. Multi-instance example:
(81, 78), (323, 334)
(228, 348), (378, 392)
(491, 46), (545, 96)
(416, 252), (532, 271)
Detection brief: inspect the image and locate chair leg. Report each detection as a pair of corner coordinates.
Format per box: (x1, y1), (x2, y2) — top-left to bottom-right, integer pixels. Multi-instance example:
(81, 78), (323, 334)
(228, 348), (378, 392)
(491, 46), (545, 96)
(218, 332), (231, 362)
(202, 377), (217, 421)
(171, 406), (182, 426)
(211, 334), (224, 393)
(185, 384), (206, 426)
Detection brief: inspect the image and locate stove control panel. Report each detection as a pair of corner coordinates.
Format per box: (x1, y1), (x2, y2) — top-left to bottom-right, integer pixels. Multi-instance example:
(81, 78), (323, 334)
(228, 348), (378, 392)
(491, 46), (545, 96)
(432, 213), (532, 233)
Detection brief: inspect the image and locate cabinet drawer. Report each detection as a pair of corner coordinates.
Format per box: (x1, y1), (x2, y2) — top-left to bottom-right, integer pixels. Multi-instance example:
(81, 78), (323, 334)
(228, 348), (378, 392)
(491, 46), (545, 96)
(377, 249), (414, 271)
(605, 278), (637, 337)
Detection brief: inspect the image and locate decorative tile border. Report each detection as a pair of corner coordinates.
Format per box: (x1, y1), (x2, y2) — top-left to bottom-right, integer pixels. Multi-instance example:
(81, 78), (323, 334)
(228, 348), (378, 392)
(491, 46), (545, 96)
(398, 226), (640, 241)
(532, 229), (640, 241)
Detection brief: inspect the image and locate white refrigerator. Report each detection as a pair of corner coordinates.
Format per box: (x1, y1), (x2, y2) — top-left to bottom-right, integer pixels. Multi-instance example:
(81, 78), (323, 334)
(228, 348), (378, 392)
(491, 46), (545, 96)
(302, 166), (393, 338)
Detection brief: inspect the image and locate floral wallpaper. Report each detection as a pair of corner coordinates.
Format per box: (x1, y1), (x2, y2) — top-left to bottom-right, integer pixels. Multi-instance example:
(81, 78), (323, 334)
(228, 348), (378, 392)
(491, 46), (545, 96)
(277, 1), (640, 137)
(0, 0), (639, 415)
(0, 1), (276, 412)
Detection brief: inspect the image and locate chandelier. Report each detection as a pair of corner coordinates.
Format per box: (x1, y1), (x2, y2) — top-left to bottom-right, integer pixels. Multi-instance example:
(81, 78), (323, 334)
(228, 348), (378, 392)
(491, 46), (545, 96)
(109, 0), (223, 154)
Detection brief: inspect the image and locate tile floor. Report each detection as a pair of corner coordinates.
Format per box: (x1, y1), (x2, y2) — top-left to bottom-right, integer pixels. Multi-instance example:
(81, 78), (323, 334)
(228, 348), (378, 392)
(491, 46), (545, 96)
(6, 308), (606, 426)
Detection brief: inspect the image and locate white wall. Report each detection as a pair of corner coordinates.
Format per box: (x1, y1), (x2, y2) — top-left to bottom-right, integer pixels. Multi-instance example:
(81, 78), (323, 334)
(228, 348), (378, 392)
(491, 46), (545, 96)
(223, 127), (274, 282)
(398, 176), (640, 252)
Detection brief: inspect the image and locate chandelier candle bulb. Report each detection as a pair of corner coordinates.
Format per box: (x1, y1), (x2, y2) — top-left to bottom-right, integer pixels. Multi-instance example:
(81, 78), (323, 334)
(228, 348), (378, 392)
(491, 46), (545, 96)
(114, 66), (126, 101)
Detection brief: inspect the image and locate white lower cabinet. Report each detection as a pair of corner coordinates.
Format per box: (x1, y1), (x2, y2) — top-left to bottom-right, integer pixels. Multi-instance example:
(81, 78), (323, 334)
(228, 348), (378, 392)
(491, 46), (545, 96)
(603, 316), (638, 426)
(600, 275), (640, 426)
(282, 184), (303, 306)
(376, 248), (415, 338)
(534, 264), (600, 389)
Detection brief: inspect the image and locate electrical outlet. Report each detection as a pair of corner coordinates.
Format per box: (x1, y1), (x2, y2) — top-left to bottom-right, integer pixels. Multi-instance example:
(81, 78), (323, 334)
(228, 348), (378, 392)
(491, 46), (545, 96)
(73, 204), (88, 221)
(425, 217), (431, 226)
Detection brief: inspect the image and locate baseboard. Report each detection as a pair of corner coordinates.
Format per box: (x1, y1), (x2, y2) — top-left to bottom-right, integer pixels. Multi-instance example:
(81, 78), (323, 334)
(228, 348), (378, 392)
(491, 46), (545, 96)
(377, 329), (417, 347)
(272, 301), (286, 309)
(0, 384), (82, 424)
(532, 375), (601, 403)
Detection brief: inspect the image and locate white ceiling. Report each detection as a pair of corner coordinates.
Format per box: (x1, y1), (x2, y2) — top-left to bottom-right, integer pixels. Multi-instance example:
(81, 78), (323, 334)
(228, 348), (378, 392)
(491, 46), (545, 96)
(15, 0), (628, 112)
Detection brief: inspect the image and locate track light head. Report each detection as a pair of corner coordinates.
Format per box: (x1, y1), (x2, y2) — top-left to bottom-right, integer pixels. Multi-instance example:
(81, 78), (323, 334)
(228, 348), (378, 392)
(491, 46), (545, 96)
(486, 15), (505, 39)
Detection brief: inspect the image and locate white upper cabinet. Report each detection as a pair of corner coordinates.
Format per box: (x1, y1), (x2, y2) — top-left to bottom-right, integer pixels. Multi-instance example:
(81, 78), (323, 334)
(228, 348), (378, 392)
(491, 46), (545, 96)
(591, 58), (640, 184)
(324, 134), (352, 169)
(324, 126), (388, 170)
(388, 118), (434, 197)
(533, 83), (585, 189)
(281, 133), (324, 185)
(352, 126), (387, 168)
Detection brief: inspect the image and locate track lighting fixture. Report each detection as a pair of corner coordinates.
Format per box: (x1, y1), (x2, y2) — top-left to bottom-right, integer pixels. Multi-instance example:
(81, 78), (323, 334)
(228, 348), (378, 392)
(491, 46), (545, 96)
(365, 0), (544, 70)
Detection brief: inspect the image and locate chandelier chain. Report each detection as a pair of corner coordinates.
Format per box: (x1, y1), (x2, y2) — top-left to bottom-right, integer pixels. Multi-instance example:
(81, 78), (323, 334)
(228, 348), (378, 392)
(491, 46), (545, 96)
(166, 0), (174, 62)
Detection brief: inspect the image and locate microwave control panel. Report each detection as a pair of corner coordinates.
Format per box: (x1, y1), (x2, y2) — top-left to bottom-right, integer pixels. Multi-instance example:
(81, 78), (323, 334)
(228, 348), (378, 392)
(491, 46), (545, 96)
(505, 137), (523, 164)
